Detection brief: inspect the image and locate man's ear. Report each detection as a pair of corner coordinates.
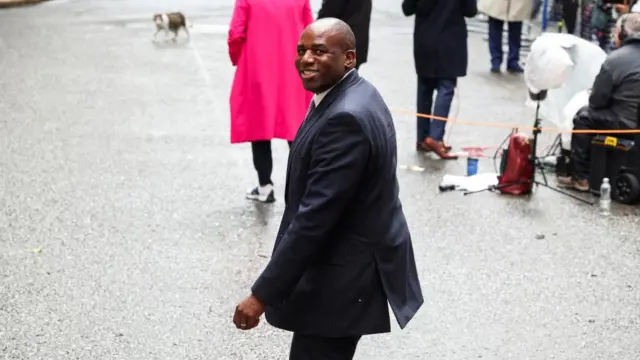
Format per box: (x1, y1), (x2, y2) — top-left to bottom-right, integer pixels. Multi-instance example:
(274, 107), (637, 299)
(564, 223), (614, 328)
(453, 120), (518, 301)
(345, 50), (356, 69)
(613, 28), (622, 48)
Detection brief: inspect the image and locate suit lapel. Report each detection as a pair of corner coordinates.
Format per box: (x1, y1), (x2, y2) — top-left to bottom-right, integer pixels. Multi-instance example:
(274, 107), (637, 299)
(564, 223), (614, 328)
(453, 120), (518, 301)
(290, 70), (360, 155)
(284, 71), (361, 200)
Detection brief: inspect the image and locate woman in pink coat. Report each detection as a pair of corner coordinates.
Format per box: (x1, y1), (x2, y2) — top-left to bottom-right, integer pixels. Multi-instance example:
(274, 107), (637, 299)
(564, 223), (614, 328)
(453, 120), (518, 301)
(228, 0), (314, 203)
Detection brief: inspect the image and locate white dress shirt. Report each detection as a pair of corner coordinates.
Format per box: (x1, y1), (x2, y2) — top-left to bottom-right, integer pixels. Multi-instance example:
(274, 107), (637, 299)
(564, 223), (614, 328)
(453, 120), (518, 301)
(312, 68), (356, 107)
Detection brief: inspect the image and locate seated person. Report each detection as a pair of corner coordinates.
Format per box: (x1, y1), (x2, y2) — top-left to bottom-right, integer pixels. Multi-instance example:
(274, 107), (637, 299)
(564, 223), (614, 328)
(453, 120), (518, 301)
(558, 13), (640, 191)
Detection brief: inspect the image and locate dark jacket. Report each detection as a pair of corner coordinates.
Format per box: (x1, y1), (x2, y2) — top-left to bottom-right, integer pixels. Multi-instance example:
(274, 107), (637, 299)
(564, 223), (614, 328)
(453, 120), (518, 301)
(402, 0), (477, 78)
(317, 0), (372, 67)
(589, 37), (640, 130)
(251, 71), (424, 337)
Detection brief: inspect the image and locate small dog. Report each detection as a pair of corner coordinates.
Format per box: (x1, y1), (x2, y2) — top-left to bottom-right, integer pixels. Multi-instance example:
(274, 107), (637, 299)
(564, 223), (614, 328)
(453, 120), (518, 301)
(153, 12), (191, 41)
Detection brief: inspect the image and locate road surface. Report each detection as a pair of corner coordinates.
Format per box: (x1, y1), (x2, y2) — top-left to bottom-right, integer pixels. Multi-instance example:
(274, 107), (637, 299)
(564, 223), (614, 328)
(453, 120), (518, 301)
(1, 1), (639, 359)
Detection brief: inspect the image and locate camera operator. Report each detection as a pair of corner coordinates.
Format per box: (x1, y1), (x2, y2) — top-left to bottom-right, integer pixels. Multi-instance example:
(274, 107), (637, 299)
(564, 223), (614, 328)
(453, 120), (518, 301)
(558, 13), (640, 192)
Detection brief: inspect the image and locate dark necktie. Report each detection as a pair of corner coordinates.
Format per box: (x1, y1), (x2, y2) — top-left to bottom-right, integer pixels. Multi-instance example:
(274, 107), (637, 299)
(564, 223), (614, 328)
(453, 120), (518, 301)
(306, 100), (316, 120)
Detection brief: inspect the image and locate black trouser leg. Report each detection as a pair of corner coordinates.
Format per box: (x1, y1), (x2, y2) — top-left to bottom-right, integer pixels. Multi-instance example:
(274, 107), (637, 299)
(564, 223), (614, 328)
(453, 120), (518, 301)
(570, 107), (596, 181)
(289, 333), (361, 360)
(251, 140), (273, 186)
(416, 76), (436, 143)
(562, 0), (578, 34)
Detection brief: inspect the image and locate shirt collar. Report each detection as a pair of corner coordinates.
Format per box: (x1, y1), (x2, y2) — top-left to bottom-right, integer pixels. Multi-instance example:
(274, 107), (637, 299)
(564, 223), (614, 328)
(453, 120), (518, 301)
(313, 69), (356, 106)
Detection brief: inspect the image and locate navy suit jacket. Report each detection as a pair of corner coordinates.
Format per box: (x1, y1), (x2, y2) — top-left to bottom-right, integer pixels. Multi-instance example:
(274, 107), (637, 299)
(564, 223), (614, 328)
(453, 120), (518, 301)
(251, 71), (424, 337)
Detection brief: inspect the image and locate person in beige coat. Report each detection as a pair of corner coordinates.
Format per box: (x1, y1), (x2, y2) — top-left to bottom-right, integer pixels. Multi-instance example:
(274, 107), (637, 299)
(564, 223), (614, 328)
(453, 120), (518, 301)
(478, 0), (532, 73)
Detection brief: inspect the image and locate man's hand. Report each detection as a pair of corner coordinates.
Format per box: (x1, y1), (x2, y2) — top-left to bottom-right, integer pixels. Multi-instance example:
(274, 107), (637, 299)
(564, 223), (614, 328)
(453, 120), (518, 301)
(232, 295), (265, 330)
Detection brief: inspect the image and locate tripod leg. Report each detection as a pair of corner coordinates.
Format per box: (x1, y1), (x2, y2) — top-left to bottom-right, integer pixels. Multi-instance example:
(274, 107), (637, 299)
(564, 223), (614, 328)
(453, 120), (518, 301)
(463, 187), (495, 196)
(534, 181), (594, 205)
(548, 134), (563, 156)
(463, 182), (530, 196)
(535, 158), (549, 186)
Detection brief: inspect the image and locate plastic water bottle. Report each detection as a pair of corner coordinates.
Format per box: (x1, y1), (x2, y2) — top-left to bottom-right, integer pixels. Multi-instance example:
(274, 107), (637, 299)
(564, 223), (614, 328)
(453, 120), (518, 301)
(600, 178), (611, 215)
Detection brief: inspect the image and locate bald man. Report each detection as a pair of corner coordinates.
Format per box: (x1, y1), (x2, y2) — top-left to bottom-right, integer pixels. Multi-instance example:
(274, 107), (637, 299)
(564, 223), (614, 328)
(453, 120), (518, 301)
(317, 0), (371, 70)
(233, 18), (424, 359)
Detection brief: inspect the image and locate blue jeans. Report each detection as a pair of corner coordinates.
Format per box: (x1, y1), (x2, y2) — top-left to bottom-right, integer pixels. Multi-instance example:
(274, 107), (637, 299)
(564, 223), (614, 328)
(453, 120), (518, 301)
(416, 77), (456, 142)
(488, 17), (522, 69)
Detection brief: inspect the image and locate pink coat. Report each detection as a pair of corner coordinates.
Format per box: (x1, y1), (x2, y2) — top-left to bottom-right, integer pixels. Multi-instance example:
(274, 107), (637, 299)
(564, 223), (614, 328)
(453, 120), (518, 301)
(228, 0), (314, 143)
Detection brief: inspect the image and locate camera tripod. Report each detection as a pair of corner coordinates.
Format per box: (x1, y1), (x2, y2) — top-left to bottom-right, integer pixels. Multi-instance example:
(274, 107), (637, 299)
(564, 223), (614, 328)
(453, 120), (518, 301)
(463, 93), (593, 205)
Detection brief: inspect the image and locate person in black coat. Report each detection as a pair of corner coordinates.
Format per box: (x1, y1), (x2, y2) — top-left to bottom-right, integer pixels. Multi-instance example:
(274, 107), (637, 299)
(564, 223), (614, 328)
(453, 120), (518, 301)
(402, 0), (477, 160)
(232, 19), (423, 360)
(562, 0), (579, 35)
(317, 0), (372, 69)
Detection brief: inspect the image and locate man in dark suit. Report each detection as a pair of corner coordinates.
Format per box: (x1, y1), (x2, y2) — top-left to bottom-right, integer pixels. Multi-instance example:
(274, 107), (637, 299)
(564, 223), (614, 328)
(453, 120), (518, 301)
(232, 18), (424, 360)
(402, 0), (477, 160)
(317, 0), (372, 70)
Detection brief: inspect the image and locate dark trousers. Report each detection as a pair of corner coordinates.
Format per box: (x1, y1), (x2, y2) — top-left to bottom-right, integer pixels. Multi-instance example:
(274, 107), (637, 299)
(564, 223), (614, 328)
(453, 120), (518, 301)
(562, 0), (578, 34)
(571, 106), (616, 180)
(251, 140), (292, 186)
(416, 77), (456, 142)
(488, 17), (522, 69)
(289, 333), (361, 360)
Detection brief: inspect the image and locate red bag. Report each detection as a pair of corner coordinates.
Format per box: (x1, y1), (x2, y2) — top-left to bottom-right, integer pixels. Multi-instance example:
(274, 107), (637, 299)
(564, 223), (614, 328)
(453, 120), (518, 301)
(498, 133), (534, 195)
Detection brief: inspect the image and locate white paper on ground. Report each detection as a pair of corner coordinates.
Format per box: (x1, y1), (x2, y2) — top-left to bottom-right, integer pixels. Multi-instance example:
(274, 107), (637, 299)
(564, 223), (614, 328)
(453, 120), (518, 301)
(440, 173), (499, 192)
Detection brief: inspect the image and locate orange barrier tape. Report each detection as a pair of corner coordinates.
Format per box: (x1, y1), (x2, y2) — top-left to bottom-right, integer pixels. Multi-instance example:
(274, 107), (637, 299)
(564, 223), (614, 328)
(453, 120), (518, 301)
(392, 108), (640, 135)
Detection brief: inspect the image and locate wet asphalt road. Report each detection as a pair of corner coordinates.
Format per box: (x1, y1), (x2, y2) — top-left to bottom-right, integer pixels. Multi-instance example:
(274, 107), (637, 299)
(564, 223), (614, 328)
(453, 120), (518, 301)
(1, 1), (640, 359)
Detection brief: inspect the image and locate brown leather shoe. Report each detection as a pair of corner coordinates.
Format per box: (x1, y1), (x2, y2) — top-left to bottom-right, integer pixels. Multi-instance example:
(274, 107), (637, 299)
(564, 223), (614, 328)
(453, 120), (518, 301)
(424, 137), (458, 160)
(416, 142), (432, 152)
(573, 179), (590, 192)
(557, 176), (589, 192)
(417, 140), (452, 153)
(557, 176), (573, 188)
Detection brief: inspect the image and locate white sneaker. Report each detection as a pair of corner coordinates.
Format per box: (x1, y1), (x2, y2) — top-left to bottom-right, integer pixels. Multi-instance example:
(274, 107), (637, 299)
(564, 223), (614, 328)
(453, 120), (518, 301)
(245, 184), (275, 203)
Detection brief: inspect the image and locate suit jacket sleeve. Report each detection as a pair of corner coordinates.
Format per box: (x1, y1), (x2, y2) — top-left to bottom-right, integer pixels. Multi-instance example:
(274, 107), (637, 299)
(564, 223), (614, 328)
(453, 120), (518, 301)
(589, 61), (615, 110)
(227, 0), (248, 66)
(251, 112), (370, 306)
(318, 0), (346, 18)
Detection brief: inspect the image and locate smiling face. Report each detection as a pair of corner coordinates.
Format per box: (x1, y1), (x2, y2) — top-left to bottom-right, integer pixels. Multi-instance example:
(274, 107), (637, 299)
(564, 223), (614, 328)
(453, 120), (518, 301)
(294, 26), (356, 94)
